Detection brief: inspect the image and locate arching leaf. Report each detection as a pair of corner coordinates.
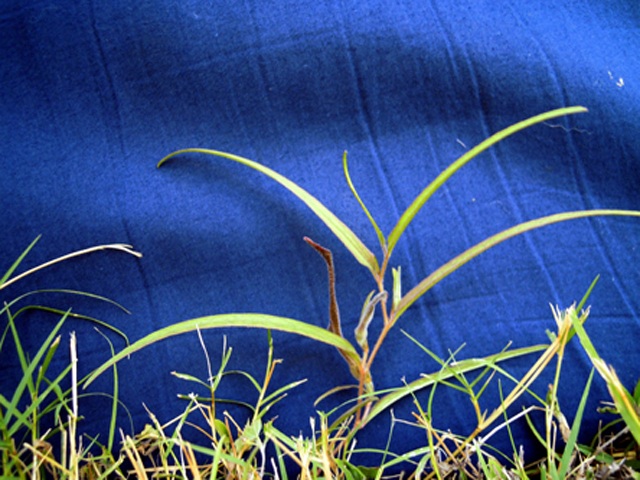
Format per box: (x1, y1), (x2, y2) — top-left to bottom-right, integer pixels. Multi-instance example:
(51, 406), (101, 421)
(84, 313), (360, 388)
(386, 107), (588, 257)
(393, 209), (640, 322)
(158, 149), (379, 275)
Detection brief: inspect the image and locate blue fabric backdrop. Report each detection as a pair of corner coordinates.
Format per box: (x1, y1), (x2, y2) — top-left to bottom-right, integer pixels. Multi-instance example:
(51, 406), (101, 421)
(2, 0), (639, 474)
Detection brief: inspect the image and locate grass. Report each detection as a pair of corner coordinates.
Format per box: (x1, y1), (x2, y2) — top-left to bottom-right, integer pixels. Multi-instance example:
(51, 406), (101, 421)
(3, 273), (640, 478)
(3, 107), (640, 478)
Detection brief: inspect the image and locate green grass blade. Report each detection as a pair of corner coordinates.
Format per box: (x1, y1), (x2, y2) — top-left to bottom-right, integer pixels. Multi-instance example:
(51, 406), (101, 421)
(0, 235), (41, 288)
(158, 148), (379, 275)
(84, 313), (360, 388)
(8, 363), (74, 437)
(1, 289), (131, 345)
(569, 307), (640, 445)
(4, 311), (73, 437)
(340, 344), (547, 431)
(560, 276), (599, 345)
(5, 312), (68, 424)
(576, 276), (599, 314)
(93, 328), (119, 453)
(343, 151), (386, 251)
(260, 379), (307, 414)
(393, 209), (640, 322)
(30, 288), (133, 314)
(35, 328), (61, 392)
(386, 107), (588, 256)
(605, 374), (640, 446)
(557, 369), (594, 479)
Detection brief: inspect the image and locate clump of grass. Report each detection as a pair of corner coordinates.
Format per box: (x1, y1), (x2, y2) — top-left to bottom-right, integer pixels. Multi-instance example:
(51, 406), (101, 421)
(114, 296), (640, 479)
(4, 107), (640, 478)
(0, 238), (141, 479)
(2, 246), (639, 478)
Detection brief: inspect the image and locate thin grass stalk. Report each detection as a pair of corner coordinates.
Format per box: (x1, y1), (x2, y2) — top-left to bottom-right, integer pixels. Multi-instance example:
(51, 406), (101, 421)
(195, 326), (217, 432)
(342, 151), (386, 252)
(0, 244), (141, 292)
(319, 433), (333, 480)
(546, 306), (571, 471)
(254, 332), (276, 424)
(59, 414), (69, 478)
(69, 331), (78, 480)
(93, 328), (119, 453)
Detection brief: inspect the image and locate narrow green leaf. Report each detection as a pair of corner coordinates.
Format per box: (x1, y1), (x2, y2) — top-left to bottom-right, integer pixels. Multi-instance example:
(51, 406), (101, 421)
(567, 306), (600, 361)
(606, 373), (640, 446)
(261, 378), (308, 414)
(343, 151), (386, 251)
(633, 378), (640, 405)
(171, 371), (210, 386)
(557, 369), (594, 479)
(386, 106), (588, 256)
(393, 209), (640, 322)
(36, 329), (61, 391)
(84, 313), (360, 388)
(337, 344), (547, 432)
(569, 308), (640, 445)
(158, 149), (379, 275)
(576, 276), (599, 314)
(93, 327), (119, 453)
(9, 362), (73, 437)
(0, 235), (41, 288)
(5, 311), (69, 428)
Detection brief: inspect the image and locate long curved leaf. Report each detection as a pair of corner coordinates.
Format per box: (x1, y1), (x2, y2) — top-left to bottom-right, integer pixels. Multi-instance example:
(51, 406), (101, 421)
(330, 343), (547, 434)
(84, 313), (360, 388)
(367, 344), (547, 423)
(393, 209), (640, 322)
(386, 106), (589, 257)
(158, 149), (379, 275)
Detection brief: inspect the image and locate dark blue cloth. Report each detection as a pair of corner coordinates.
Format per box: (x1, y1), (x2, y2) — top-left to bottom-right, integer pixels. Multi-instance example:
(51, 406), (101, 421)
(2, 0), (639, 473)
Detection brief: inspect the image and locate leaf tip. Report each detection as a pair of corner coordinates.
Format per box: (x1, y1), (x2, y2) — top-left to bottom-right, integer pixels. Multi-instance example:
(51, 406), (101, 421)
(157, 150), (186, 168)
